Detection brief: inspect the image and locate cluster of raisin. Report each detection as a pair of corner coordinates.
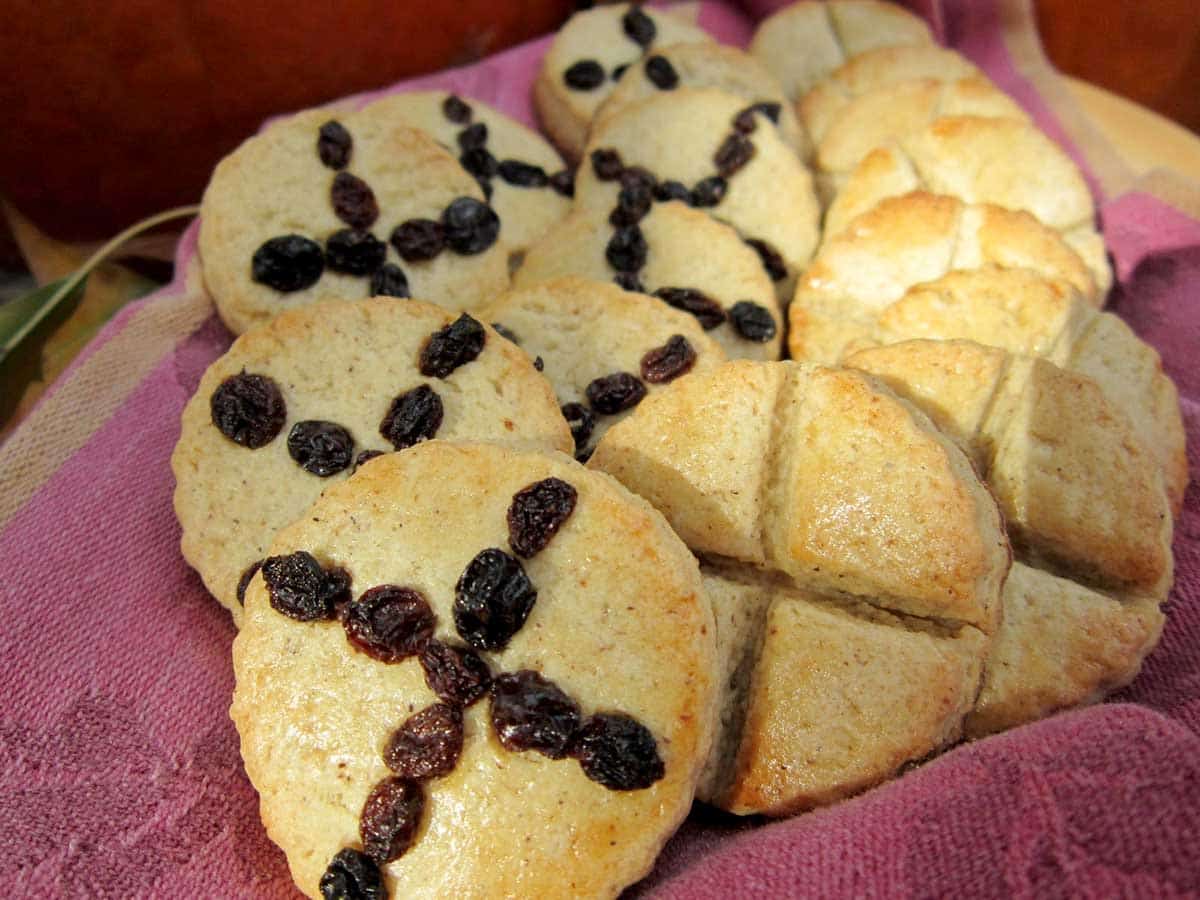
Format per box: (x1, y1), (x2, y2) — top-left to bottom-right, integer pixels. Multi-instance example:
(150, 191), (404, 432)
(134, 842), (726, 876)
(563, 5), (659, 92)
(250, 120), (502, 298)
(441, 94), (574, 201)
(210, 315), (489, 492)
(250, 477), (663, 897)
(587, 133), (779, 345)
(562, 328), (696, 463)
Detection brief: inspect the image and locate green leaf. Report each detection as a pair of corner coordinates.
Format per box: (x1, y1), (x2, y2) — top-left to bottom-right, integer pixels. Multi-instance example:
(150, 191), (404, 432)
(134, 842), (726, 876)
(0, 274), (89, 366)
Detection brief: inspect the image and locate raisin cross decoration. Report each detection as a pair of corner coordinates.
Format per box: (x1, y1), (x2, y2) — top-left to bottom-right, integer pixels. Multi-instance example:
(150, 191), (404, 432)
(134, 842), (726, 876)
(211, 315), (488, 488)
(250, 111), (506, 299)
(257, 476), (665, 896)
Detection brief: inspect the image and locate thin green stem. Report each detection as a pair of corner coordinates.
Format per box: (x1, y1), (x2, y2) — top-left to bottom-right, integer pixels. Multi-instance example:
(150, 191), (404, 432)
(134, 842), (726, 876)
(2, 204), (200, 358)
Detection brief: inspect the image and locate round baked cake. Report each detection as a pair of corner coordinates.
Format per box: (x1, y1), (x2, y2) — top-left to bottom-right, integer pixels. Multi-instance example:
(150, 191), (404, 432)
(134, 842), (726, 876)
(788, 192), (1100, 363)
(514, 201), (783, 361)
(575, 88), (821, 280)
(804, 75), (1027, 205)
(484, 276), (728, 459)
(199, 108), (510, 334)
(846, 339), (1173, 736)
(358, 91), (571, 254)
(231, 441), (717, 898)
(595, 42), (809, 158)
(821, 266), (1188, 512)
(749, 0), (934, 100)
(823, 115), (1111, 293)
(589, 360), (1010, 814)
(533, 2), (714, 160)
(172, 299), (572, 626)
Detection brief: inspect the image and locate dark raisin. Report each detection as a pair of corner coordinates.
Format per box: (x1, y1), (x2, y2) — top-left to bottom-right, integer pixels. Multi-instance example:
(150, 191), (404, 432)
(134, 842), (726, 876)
(729, 300), (777, 342)
(354, 449), (384, 470)
(606, 225), (647, 272)
(379, 385), (443, 449)
(549, 169), (575, 197)
(751, 100), (782, 123)
(585, 372), (646, 414)
(491, 322), (520, 344)
(210, 372), (287, 448)
(360, 777), (424, 864)
(419, 313), (486, 378)
(251, 235), (325, 292)
(571, 713), (664, 790)
(713, 134), (755, 178)
(620, 166), (656, 193)
(453, 548), (537, 651)
(613, 272), (644, 293)
(331, 172), (380, 229)
(442, 94), (472, 124)
(317, 121), (354, 170)
(235, 559), (264, 606)
(390, 219), (446, 262)
(369, 263), (410, 298)
(460, 147), (499, 180)
(564, 59), (605, 90)
(261, 551), (351, 622)
(441, 197), (500, 255)
(490, 670), (580, 759)
(575, 446), (595, 464)
(560, 402), (595, 450)
(690, 175), (727, 208)
(609, 181), (653, 227)
(497, 159), (549, 188)
(319, 848), (383, 900)
(641, 334), (696, 383)
(384, 703), (464, 780)
(533, 355), (544, 372)
(744, 238), (788, 282)
(287, 420), (354, 476)
(457, 122), (489, 152)
(476, 176), (494, 202)
(732, 108), (758, 135)
(420, 640), (492, 707)
(611, 63), (629, 81)
(590, 148), (624, 181)
(652, 287), (726, 330)
(343, 585), (435, 662)
(622, 6), (656, 46)
(644, 55), (679, 90)
(652, 179), (692, 204)
(325, 229), (387, 275)
(508, 478), (578, 558)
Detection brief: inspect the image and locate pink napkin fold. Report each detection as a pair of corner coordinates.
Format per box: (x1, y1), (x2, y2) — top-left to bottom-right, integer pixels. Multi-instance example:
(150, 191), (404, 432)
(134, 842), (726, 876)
(2, 1), (1197, 896)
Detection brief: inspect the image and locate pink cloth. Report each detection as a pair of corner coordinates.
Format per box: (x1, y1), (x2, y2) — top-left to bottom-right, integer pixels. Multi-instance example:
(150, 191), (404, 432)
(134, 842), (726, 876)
(3, 2), (1198, 896)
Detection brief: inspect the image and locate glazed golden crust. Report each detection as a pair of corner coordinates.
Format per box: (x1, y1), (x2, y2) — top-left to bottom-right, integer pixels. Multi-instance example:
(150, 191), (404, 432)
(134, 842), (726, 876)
(792, 264), (1187, 511)
(722, 585), (986, 815)
(823, 116), (1110, 293)
(967, 563), (1165, 737)
(807, 76), (1027, 205)
(789, 192), (1098, 363)
(588, 360), (1009, 815)
(846, 340), (1173, 734)
(199, 111), (509, 335)
(172, 299), (572, 625)
(231, 442), (718, 899)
